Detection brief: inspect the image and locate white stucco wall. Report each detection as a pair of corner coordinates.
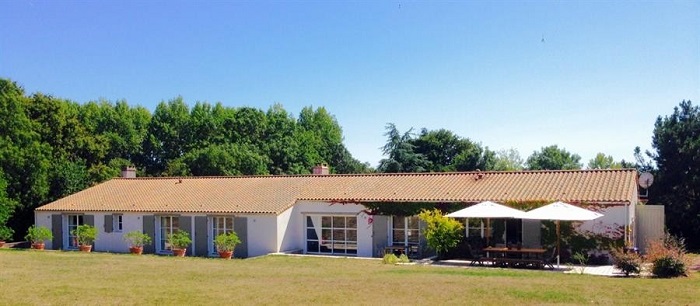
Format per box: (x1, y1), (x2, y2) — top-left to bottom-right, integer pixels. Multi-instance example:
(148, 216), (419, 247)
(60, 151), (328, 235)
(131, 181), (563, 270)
(280, 201), (373, 257)
(243, 214), (278, 257)
(277, 205), (301, 253)
(34, 211), (53, 249)
(577, 205), (628, 241)
(94, 212), (144, 252)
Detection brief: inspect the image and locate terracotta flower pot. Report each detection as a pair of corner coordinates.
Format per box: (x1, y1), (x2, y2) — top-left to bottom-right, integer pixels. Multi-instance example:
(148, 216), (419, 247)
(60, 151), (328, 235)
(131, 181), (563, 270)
(0, 241), (5, 248)
(172, 248), (186, 257)
(31, 242), (45, 250)
(218, 250), (233, 259)
(129, 246), (143, 255)
(79, 245), (92, 252)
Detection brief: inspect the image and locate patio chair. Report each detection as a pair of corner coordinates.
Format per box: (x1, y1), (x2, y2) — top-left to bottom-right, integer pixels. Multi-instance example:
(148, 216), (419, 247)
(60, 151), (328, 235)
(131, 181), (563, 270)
(543, 248), (558, 269)
(467, 244), (485, 266)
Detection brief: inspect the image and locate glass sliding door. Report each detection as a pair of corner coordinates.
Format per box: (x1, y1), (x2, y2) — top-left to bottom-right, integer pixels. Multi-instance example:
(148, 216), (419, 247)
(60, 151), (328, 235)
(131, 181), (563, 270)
(158, 216), (179, 253)
(305, 215), (357, 256)
(210, 216), (234, 254)
(66, 214), (84, 249)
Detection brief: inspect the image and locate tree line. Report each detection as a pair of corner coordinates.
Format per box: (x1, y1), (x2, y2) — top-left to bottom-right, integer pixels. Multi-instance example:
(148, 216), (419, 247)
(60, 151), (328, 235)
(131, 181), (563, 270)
(0, 78), (369, 240)
(377, 124), (630, 173)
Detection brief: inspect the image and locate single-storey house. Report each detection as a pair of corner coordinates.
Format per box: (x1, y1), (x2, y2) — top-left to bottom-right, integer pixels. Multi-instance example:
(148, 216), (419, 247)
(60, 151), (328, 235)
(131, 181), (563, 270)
(35, 166), (641, 258)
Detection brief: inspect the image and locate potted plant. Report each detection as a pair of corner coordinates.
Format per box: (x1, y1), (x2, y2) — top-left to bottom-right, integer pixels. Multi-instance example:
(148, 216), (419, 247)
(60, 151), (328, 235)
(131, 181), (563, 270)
(25, 225), (53, 250)
(214, 232), (241, 259)
(0, 227), (13, 248)
(167, 230), (191, 257)
(72, 224), (98, 252)
(123, 231), (152, 255)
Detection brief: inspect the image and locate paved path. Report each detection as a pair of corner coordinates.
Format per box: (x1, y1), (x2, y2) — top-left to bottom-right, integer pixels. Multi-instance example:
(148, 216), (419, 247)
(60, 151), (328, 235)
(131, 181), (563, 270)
(434, 259), (629, 277)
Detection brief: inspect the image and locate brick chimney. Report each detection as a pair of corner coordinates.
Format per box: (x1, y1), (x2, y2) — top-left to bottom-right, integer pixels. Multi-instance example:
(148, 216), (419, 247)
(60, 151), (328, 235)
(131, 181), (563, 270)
(312, 164), (329, 175)
(121, 166), (137, 178)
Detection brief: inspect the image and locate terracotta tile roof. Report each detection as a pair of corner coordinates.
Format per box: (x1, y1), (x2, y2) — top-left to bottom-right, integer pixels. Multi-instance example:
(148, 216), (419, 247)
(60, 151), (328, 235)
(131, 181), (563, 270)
(36, 169), (639, 214)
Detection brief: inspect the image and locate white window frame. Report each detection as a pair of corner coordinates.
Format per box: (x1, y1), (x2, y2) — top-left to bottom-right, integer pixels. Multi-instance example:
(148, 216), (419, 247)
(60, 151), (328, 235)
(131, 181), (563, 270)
(155, 215), (179, 254)
(113, 214), (123, 232)
(208, 216), (235, 256)
(304, 214), (358, 256)
(64, 214), (84, 250)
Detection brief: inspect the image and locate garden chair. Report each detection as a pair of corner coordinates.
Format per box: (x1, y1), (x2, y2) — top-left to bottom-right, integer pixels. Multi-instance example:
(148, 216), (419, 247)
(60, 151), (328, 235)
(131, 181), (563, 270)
(543, 248), (558, 269)
(468, 244), (485, 266)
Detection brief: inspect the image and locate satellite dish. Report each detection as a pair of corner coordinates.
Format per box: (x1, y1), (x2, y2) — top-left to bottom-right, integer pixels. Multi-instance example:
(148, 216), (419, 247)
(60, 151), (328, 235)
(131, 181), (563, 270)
(639, 172), (654, 189)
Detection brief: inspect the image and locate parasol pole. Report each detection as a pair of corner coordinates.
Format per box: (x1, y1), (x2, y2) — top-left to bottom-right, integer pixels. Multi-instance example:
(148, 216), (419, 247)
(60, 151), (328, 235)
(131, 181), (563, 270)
(486, 218), (490, 246)
(556, 220), (561, 268)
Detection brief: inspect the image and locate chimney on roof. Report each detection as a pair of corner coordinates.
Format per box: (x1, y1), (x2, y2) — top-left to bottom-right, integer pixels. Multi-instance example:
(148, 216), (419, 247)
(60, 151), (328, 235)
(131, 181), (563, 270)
(312, 163), (329, 175)
(121, 166), (137, 178)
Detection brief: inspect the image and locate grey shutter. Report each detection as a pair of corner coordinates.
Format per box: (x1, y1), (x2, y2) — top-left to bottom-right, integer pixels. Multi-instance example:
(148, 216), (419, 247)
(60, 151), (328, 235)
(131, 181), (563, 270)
(194, 216), (208, 257)
(233, 217), (248, 258)
(371, 215), (388, 257)
(51, 214), (63, 250)
(104, 215), (113, 233)
(143, 215), (155, 253)
(178, 216), (192, 256)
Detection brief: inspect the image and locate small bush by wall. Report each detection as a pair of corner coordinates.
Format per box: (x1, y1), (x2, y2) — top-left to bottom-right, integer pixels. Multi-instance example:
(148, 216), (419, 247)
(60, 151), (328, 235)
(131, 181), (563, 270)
(645, 234), (690, 278)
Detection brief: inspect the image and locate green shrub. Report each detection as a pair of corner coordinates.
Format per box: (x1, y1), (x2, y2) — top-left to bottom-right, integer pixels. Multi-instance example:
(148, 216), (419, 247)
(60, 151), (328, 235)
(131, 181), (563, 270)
(611, 248), (641, 277)
(167, 230), (192, 249)
(645, 233), (689, 278)
(0, 226), (13, 241)
(382, 253), (398, 264)
(652, 256), (687, 278)
(398, 254), (410, 263)
(123, 231), (152, 247)
(418, 209), (464, 258)
(214, 232), (241, 252)
(25, 225), (53, 243)
(72, 224), (98, 246)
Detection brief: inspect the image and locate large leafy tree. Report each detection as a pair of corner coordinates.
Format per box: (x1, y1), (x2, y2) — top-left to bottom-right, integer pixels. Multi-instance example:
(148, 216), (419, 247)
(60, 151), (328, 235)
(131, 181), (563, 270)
(378, 124), (430, 173)
(379, 124), (495, 173)
(410, 128), (495, 172)
(140, 98), (191, 175)
(493, 148), (524, 171)
(648, 100), (700, 250)
(0, 79), (51, 238)
(0, 172), (18, 240)
(587, 153), (623, 169)
(526, 145), (582, 170)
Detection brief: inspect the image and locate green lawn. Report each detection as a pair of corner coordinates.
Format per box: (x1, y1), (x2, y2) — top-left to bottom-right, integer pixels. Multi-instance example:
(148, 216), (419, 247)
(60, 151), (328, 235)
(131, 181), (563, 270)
(1, 249), (698, 305)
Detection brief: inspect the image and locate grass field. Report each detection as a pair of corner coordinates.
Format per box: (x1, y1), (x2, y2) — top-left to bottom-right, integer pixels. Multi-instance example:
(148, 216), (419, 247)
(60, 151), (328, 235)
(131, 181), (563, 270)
(1, 249), (698, 305)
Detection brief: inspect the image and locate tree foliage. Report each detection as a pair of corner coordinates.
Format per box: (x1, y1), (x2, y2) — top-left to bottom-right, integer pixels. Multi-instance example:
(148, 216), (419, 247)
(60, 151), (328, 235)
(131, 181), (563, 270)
(647, 100), (700, 250)
(417, 209), (464, 258)
(587, 153), (623, 169)
(526, 145), (582, 170)
(378, 124), (495, 173)
(493, 148), (524, 171)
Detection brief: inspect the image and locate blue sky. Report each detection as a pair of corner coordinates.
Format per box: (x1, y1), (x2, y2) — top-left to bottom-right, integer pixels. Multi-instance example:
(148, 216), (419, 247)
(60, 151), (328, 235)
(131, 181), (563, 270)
(2, 1), (698, 167)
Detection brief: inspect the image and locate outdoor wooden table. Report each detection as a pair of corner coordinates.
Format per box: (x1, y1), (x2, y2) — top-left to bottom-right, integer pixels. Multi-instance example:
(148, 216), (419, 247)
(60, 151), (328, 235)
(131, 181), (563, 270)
(483, 247), (547, 268)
